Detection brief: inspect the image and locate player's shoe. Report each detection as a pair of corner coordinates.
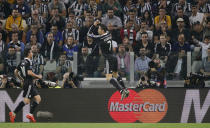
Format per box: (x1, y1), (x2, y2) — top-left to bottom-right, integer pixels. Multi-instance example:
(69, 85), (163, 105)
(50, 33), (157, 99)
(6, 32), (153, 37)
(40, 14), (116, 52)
(124, 89), (130, 98)
(26, 114), (36, 123)
(120, 89), (130, 101)
(9, 112), (16, 123)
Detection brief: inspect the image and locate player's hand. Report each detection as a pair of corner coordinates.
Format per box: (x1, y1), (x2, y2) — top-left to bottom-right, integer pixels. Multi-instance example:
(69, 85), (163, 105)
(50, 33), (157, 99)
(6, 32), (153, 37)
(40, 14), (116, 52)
(38, 75), (42, 79)
(94, 20), (100, 26)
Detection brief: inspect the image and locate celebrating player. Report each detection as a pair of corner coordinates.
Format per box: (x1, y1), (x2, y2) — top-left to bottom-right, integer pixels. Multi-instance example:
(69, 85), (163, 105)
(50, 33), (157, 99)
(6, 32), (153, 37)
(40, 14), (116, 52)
(87, 20), (129, 100)
(9, 48), (42, 123)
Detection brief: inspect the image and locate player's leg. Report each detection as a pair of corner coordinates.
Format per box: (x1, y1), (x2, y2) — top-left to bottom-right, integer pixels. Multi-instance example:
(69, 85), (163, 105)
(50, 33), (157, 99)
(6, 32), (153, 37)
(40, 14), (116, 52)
(26, 87), (40, 123)
(9, 85), (31, 123)
(107, 55), (129, 100)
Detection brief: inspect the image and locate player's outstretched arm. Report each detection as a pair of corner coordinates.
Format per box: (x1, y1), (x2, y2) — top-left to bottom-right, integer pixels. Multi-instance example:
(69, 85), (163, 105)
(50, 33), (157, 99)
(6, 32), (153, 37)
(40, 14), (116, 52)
(87, 20), (102, 39)
(28, 70), (42, 79)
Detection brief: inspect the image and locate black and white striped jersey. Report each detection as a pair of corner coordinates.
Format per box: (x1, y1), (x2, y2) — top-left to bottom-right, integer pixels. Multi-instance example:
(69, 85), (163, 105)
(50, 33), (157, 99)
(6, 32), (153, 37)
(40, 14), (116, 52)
(87, 25), (113, 55)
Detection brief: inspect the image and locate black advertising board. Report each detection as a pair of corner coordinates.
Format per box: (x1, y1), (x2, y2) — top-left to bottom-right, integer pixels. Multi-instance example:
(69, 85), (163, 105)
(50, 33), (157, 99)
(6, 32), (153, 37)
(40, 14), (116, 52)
(0, 88), (210, 123)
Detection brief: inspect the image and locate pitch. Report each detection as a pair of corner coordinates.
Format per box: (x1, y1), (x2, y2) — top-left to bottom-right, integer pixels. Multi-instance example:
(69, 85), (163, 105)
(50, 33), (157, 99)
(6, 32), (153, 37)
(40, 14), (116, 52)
(0, 123), (210, 128)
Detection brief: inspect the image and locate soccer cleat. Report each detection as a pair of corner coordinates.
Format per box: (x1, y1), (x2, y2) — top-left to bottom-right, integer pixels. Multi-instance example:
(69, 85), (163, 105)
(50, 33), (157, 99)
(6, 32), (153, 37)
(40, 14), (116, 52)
(124, 89), (130, 98)
(120, 90), (126, 101)
(9, 112), (16, 123)
(26, 114), (36, 123)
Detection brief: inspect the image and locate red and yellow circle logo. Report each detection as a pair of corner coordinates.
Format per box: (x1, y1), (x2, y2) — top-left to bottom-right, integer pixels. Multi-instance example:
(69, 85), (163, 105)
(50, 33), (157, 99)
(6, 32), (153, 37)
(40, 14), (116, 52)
(108, 89), (168, 123)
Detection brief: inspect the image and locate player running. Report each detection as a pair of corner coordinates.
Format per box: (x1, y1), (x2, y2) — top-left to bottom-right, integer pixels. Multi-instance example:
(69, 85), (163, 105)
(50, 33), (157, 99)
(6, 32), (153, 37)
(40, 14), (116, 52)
(9, 48), (42, 123)
(87, 20), (129, 100)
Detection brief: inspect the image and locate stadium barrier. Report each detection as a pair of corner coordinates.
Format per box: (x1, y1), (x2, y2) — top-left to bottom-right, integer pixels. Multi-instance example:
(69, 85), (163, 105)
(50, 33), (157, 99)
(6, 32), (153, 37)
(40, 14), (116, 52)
(0, 88), (210, 123)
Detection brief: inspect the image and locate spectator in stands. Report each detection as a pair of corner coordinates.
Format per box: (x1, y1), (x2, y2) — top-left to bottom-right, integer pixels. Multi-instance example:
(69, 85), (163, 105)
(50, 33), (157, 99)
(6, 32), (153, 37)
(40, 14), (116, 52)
(191, 21), (204, 42)
(120, 19), (136, 46)
(172, 7), (190, 29)
(56, 53), (72, 80)
(31, 0), (49, 19)
(172, 18), (190, 42)
(26, 23), (44, 44)
(63, 36), (78, 61)
(166, 50), (187, 80)
(192, 36), (210, 60)
(78, 46), (95, 77)
(171, 0), (192, 17)
(116, 44), (130, 77)
(48, 0), (66, 17)
(6, 8), (24, 32)
(200, 48), (210, 76)
(0, 21), (7, 42)
(197, 0), (210, 13)
(102, 7), (122, 30)
(203, 17), (210, 38)
(14, 0), (31, 19)
(84, 0), (102, 19)
(136, 0), (152, 18)
(83, 35), (99, 56)
(69, 0), (86, 17)
(124, 9), (141, 31)
(93, 53), (105, 77)
(62, 21), (79, 44)
(189, 3), (204, 26)
(157, 0), (172, 15)
(5, 46), (19, 76)
(141, 10), (154, 30)
(134, 48), (151, 80)
(27, 9), (45, 31)
(154, 7), (172, 30)
(66, 10), (83, 29)
(0, 55), (4, 74)
(8, 31), (25, 55)
(172, 33), (191, 53)
(133, 32), (154, 58)
(102, 0), (122, 17)
(154, 22), (172, 44)
(0, 32), (6, 57)
(49, 25), (63, 47)
(25, 34), (42, 49)
(155, 34), (171, 67)
(46, 7), (65, 32)
(40, 32), (60, 61)
(0, 0), (11, 19)
(31, 44), (44, 75)
(107, 22), (121, 44)
(122, 36), (133, 52)
(79, 17), (94, 43)
(136, 20), (153, 42)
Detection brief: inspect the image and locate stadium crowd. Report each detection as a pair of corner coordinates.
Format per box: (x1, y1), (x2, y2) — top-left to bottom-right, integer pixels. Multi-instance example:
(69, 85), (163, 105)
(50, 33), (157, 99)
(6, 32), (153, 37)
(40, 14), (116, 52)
(0, 0), (210, 88)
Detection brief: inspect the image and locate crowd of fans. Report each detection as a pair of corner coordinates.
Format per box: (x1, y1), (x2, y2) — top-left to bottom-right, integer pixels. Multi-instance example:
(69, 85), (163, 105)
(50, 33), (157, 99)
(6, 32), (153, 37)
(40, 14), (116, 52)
(0, 0), (210, 88)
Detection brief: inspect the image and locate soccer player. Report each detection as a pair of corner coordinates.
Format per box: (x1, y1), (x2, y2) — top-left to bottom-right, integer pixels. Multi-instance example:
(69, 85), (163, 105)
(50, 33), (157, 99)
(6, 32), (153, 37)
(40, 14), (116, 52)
(87, 20), (129, 100)
(9, 48), (42, 123)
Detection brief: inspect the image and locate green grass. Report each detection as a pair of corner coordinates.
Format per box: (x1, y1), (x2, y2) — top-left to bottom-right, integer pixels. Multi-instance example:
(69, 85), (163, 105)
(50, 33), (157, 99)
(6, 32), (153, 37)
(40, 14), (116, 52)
(0, 123), (210, 128)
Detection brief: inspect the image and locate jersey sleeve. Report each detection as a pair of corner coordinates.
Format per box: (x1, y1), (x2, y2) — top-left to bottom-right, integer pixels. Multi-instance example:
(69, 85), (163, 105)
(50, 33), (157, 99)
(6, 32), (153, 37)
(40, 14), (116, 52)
(87, 25), (102, 39)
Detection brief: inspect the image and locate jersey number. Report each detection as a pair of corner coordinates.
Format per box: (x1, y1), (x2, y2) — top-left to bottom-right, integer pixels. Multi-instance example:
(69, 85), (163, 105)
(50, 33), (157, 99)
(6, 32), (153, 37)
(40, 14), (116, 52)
(107, 40), (112, 51)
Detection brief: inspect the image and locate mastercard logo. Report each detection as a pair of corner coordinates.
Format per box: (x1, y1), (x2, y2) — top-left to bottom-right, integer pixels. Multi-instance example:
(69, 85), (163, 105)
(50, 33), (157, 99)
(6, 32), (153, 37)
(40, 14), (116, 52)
(108, 89), (168, 123)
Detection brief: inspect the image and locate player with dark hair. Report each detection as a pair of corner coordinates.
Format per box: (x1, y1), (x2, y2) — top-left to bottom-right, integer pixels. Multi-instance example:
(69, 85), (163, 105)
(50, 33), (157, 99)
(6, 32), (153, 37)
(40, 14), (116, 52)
(87, 20), (129, 100)
(9, 48), (42, 123)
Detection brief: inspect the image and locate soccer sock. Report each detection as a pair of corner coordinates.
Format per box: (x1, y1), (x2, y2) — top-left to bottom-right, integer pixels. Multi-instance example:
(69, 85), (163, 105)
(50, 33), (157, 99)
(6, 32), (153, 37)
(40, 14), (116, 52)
(14, 101), (25, 114)
(30, 101), (39, 114)
(117, 75), (126, 89)
(110, 78), (123, 91)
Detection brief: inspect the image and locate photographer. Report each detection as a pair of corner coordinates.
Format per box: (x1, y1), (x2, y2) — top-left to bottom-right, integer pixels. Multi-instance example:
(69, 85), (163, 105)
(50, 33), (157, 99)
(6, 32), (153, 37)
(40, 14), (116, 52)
(184, 72), (205, 88)
(0, 75), (21, 88)
(61, 72), (83, 88)
(147, 58), (167, 88)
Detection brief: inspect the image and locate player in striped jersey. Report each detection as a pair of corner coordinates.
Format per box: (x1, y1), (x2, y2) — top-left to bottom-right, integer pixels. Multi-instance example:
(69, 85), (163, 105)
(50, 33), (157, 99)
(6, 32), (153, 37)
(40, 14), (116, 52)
(88, 20), (129, 100)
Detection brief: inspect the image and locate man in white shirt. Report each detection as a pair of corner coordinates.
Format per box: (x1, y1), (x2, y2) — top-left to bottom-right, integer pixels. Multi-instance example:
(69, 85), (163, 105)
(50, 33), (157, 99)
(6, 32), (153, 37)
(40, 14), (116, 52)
(189, 3), (204, 26)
